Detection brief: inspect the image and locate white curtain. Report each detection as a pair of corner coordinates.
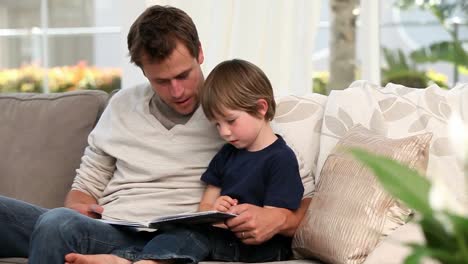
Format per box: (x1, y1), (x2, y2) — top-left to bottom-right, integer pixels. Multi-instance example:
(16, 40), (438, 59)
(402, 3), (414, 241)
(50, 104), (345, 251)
(138, 0), (321, 96)
(359, 0), (380, 85)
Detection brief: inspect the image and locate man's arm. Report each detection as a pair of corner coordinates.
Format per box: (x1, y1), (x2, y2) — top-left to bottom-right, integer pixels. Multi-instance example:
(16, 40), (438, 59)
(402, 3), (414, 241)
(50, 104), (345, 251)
(65, 189), (103, 219)
(66, 144), (115, 219)
(226, 197), (311, 245)
(278, 197), (311, 236)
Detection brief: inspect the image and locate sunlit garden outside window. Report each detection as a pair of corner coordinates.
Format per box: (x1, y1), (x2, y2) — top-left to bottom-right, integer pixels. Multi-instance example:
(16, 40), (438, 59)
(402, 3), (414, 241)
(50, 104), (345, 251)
(312, 0), (467, 95)
(0, 0), (121, 93)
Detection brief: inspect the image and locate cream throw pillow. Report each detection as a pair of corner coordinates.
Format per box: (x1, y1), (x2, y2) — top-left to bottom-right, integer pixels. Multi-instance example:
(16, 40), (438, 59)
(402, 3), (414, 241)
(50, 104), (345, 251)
(292, 125), (432, 264)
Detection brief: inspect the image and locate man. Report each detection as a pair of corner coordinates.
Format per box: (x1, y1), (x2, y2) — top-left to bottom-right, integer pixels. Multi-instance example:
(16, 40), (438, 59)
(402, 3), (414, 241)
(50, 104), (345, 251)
(0, 5), (311, 263)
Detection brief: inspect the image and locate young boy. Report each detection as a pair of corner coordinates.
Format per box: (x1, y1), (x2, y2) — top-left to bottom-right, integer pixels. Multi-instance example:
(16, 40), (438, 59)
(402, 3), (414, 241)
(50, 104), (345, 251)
(121, 59), (304, 264)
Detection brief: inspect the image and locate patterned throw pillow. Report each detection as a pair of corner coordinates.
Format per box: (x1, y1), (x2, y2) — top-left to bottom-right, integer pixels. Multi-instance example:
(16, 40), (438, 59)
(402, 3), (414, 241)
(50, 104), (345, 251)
(315, 80), (467, 210)
(292, 125), (432, 264)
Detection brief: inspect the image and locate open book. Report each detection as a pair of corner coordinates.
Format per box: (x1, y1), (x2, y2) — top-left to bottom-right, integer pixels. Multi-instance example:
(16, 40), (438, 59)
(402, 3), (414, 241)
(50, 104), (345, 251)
(99, 210), (237, 229)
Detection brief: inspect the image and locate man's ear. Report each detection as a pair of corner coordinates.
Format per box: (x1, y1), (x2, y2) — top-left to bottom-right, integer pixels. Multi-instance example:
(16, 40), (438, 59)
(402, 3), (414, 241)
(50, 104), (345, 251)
(197, 43), (205, 64)
(256, 99), (268, 118)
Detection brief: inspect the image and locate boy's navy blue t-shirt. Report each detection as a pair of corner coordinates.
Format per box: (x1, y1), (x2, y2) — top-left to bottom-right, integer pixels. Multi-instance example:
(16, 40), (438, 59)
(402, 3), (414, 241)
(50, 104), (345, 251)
(201, 135), (304, 210)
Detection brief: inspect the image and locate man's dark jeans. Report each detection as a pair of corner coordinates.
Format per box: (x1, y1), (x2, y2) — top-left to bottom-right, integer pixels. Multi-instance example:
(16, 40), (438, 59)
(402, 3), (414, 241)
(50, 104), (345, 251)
(0, 195), (290, 263)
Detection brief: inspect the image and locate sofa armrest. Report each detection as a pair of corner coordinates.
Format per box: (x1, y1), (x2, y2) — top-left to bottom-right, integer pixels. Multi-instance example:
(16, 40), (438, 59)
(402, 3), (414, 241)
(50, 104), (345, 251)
(363, 222), (438, 264)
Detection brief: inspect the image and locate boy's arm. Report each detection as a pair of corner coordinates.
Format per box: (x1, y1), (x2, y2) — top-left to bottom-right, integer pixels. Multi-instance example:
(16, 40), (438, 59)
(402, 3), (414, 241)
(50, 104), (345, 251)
(198, 184), (222, 211)
(199, 185), (238, 212)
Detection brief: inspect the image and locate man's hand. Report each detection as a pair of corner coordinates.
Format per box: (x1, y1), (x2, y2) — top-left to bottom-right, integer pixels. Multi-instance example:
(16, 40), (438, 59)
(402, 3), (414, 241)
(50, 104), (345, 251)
(213, 195), (238, 212)
(65, 189), (103, 218)
(226, 204), (288, 245)
(226, 198), (311, 245)
(68, 203), (104, 219)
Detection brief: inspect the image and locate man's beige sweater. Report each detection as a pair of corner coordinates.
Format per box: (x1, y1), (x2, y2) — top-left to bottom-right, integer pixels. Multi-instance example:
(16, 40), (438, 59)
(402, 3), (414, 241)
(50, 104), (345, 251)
(72, 84), (225, 222)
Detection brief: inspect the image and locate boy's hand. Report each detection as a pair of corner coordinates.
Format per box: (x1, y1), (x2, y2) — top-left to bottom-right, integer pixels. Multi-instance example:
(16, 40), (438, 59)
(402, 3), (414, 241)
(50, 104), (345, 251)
(213, 195), (238, 212)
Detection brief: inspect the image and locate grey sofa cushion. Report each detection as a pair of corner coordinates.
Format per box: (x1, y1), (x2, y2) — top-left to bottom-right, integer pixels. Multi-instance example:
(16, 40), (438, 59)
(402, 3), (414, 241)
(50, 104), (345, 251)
(0, 90), (108, 208)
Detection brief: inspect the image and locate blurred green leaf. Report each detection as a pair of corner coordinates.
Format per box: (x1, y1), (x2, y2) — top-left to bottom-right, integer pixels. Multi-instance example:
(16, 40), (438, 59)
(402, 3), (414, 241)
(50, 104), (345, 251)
(404, 245), (427, 264)
(406, 243), (464, 264)
(420, 217), (457, 250)
(450, 214), (468, 237)
(448, 213), (468, 260)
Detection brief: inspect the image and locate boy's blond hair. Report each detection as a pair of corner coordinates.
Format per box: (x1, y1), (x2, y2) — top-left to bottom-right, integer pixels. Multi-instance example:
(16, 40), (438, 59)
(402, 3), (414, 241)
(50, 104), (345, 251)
(200, 59), (276, 121)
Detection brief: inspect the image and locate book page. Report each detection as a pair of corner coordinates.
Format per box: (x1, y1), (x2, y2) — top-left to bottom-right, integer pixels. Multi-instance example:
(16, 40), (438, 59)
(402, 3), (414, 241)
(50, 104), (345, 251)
(99, 211), (237, 229)
(99, 218), (148, 228)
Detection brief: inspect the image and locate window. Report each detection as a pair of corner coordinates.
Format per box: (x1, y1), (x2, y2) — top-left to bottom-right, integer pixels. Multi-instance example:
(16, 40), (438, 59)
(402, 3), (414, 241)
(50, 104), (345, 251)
(379, 0), (467, 89)
(0, 0), (121, 93)
(311, 0), (467, 95)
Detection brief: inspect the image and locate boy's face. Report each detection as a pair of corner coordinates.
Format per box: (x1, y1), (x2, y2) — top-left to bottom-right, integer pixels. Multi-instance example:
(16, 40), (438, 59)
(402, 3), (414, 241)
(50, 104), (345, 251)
(213, 108), (266, 151)
(141, 41), (204, 115)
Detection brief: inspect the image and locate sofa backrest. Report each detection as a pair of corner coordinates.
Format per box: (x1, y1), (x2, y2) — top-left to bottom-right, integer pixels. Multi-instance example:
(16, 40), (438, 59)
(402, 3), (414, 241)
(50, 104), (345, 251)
(0, 90), (108, 208)
(316, 80), (468, 207)
(272, 94), (328, 197)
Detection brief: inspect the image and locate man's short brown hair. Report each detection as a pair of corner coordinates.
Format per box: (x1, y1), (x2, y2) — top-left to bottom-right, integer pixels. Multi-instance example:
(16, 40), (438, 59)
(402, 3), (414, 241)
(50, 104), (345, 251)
(127, 5), (200, 67)
(200, 59), (276, 121)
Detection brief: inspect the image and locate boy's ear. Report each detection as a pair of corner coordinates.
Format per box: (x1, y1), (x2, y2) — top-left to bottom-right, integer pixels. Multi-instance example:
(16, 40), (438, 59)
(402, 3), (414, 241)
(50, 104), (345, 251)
(256, 99), (268, 117)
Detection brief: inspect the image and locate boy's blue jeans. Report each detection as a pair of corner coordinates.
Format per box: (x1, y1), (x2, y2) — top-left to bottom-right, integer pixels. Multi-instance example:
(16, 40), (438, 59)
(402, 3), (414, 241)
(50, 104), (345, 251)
(0, 195), (291, 263)
(132, 225), (292, 263)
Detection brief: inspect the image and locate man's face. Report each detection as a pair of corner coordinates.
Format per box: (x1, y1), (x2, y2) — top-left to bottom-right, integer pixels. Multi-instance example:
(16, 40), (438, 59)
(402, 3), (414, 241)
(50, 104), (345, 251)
(141, 42), (204, 115)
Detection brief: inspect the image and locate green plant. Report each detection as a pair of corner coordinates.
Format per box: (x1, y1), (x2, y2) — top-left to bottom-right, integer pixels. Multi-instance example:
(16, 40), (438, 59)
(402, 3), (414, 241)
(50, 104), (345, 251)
(312, 71), (329, 95)
(381, 47), (428, 88)
(381, 47), (449, 88)
(395, 0), (468, 83)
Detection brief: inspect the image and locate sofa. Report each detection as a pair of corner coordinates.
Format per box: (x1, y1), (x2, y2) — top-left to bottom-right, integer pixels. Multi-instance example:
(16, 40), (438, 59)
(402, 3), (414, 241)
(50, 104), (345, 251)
(1, 80), (466, 264)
